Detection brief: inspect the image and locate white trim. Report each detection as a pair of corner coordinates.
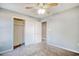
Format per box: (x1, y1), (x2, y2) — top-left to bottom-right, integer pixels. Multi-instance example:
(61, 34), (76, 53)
(48, 43), (79, 54)
(11, 17), (14, 51)
(0, 48), (13, 54)
(12, 17), (26, 47)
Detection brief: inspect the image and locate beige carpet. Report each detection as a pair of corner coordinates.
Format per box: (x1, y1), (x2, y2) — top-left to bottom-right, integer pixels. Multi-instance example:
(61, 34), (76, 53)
(1, 43), (79, 56)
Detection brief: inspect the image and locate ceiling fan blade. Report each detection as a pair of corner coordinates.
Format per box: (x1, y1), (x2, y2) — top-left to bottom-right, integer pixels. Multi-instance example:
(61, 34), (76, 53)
(48, 3), (58, 7)
(25, 6), (34, 9)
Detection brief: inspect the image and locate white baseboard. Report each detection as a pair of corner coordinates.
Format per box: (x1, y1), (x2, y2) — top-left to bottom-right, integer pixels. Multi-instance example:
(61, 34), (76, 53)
(0, 48), (13, 54)
(48, 43), (79, 54)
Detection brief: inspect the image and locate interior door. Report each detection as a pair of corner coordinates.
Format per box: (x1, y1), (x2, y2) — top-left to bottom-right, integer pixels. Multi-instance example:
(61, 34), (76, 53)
(14, 18), (25, 48)
(42, 22), (47, 43)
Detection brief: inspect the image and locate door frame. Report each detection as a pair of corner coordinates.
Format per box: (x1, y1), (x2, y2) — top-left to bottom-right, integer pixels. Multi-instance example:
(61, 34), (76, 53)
(42, 21), (47, 43)
(13, 17), (25, 49)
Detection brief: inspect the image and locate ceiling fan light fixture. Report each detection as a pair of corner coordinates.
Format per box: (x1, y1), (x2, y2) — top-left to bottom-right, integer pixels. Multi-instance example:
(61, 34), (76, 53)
(37, 8), (46, 15)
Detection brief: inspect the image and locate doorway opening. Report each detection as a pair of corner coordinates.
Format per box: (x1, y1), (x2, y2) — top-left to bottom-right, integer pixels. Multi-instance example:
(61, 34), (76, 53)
(13, 18), (25, 49)
(42, 22), (47, 43)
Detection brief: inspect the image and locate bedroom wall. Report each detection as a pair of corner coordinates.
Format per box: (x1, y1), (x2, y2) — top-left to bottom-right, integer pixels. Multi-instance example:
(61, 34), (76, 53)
(44, 6), (79, 52)
(0, 8), (41, 54)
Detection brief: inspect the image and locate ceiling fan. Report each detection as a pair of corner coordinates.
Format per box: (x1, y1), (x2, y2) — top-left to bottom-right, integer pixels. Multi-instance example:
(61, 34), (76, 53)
(25, 3), (58, 15)
(25, 3), (58, 9)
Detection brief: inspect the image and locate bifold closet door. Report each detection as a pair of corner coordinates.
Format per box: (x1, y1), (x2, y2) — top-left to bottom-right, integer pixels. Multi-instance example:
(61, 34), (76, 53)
(14, 18), (24, 47)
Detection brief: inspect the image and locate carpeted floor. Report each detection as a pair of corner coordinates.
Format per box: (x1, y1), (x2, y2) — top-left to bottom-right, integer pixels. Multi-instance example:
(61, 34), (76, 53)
(1, 43), (79, 56)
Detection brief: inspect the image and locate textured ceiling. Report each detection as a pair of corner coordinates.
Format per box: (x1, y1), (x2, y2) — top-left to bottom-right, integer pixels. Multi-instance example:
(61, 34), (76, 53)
(0, 3), (79, 19)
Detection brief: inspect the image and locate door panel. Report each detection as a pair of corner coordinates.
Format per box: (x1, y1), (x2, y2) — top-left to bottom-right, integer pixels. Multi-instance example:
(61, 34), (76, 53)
(42, 22), (47, 42)
(14, 18), (24, 47)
